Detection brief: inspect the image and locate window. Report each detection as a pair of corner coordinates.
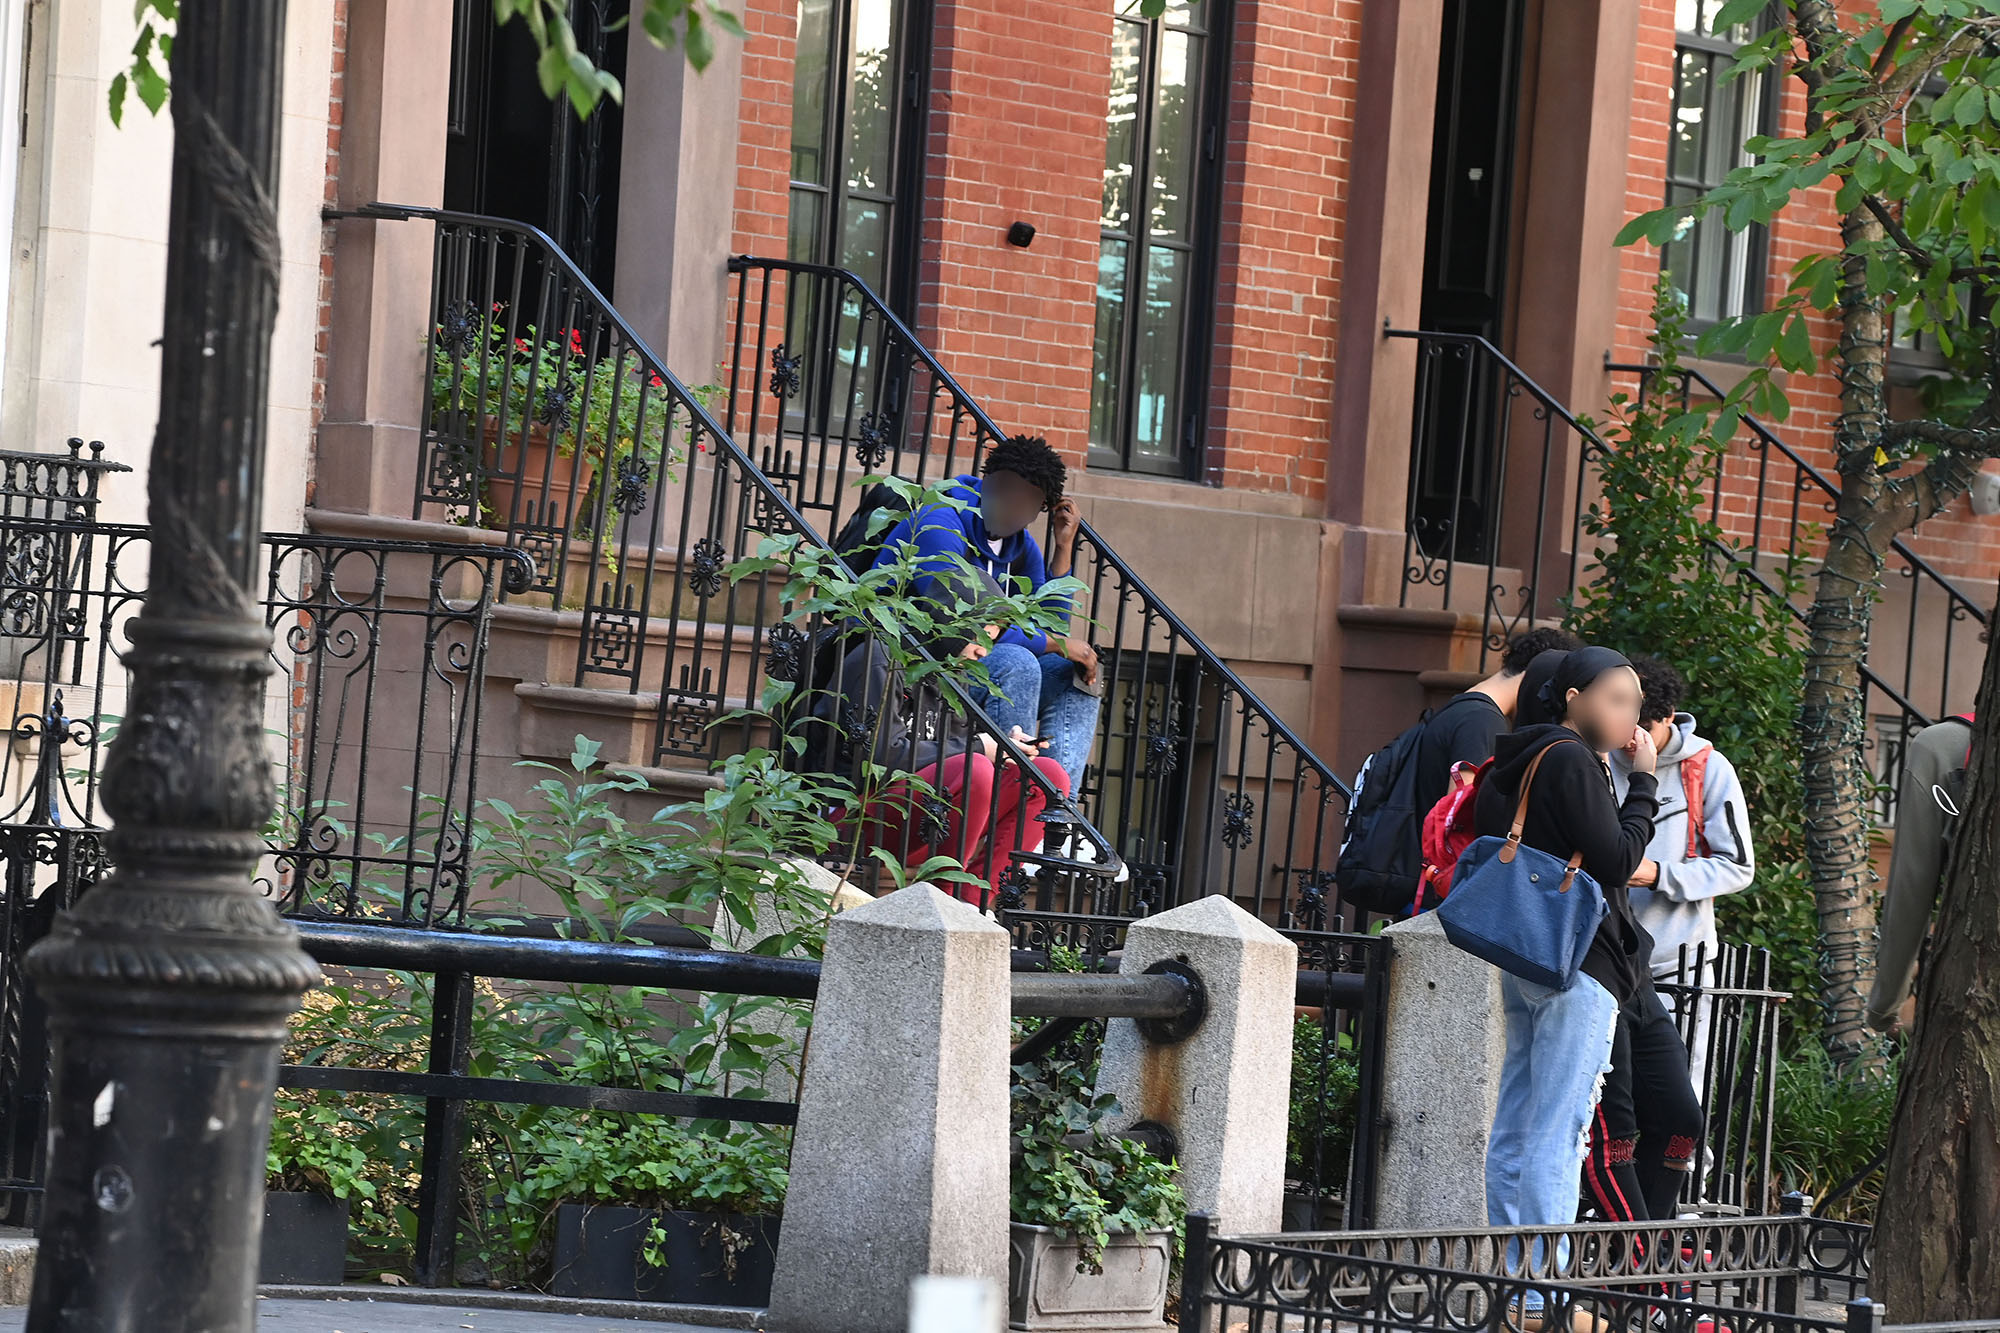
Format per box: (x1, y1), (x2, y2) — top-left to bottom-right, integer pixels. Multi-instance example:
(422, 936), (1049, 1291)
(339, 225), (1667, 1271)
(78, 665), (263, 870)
(1663, 2), (1775, 324)
(1090, 0), (1226, 477)
(787, 0), (927, 307)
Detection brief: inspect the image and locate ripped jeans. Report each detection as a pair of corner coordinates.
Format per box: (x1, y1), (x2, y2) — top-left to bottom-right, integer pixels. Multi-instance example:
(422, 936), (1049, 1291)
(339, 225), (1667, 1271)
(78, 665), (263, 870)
(1486, 971), (1619, 1234)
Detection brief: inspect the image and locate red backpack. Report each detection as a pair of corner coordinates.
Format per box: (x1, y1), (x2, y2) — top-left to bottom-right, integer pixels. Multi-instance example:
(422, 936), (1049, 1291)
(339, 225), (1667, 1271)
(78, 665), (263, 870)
(1414, 747), (1723, 912)
(1414, 759), (1489, 912)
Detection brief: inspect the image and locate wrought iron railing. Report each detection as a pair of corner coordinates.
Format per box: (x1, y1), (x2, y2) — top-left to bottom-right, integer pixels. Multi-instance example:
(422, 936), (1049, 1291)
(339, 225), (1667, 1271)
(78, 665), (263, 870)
(1385, 329), (1609, 669)
(1654, 941), (1787, 1216)
(356, 203), (1120, 900)
(727, 257), (1353, 922)
(1613, 362), (1991, 820)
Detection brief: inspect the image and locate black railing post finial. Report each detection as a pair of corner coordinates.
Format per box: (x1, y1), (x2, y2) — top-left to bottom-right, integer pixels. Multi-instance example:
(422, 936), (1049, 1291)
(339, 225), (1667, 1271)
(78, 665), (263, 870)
(23, 2), (319, 1327)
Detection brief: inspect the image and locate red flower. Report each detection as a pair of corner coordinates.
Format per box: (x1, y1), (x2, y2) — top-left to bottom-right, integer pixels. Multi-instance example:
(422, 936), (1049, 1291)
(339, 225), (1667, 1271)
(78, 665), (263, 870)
(647, 373), (666, 390)
(514, 338), (530, 353)
(567, 328), (585, 355)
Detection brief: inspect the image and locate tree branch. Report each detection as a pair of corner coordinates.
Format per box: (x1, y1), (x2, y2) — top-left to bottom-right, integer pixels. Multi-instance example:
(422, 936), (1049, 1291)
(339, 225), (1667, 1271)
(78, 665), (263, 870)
(1882, 420), (2000, 453)
(1863, 194), (1938, 272)
(1872, 16), (1915, 81)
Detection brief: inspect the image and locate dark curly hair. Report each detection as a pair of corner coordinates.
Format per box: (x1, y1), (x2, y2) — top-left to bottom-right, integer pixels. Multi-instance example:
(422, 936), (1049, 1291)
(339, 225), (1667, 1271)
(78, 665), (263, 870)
(1629, 653), (1687, 727)
(1500, 626), (1584, 677)
(983, 434), (1066, 508)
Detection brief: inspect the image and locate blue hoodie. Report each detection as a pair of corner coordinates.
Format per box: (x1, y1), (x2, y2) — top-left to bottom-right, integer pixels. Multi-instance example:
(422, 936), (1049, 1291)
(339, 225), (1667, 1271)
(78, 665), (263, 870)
(879, 474), (1064, 655)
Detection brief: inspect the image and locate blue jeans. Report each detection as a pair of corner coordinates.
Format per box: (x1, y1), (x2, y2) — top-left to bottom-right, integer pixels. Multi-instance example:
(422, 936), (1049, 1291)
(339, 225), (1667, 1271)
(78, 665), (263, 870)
(1487, 971), (1619, 1244)
(974, 644), (1100, 793)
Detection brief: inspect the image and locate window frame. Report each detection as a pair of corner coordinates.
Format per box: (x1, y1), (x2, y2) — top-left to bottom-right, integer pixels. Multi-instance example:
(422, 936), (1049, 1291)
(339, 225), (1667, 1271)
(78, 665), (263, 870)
(1661, 11), (1782, 332)
(786, 0), (932, 317)
(1088, 0), (1233, 481)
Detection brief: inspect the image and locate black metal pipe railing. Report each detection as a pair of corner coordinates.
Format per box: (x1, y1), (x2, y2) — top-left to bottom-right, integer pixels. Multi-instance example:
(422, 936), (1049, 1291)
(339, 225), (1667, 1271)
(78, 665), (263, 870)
(726, 256), (1353, 925)
(336, 203), (1123, 905)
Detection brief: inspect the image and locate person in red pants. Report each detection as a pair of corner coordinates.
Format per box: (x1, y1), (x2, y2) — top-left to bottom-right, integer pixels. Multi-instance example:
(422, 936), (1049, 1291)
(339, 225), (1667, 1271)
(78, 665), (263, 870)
(862, 731), (1071, 908)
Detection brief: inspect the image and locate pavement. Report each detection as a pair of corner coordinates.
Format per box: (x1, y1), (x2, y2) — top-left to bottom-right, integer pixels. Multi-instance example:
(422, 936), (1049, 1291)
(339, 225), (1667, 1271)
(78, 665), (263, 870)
(0, 1286), (762, 1332)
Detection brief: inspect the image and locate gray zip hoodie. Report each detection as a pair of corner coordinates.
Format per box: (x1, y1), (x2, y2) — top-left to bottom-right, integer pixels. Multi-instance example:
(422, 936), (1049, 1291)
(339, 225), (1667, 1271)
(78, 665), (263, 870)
(1608, 712), (1756, 974)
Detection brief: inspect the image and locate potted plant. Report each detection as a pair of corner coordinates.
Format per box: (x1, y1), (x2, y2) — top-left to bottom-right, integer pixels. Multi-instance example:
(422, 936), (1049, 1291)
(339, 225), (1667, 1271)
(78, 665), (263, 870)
(263, 1094), (367, 1285)
(1008, 1036), (1184, 1330)
(510, 1113), (787, 1305)
(1284, 1013), (1359, 1231)
(428, 304), (685, 532)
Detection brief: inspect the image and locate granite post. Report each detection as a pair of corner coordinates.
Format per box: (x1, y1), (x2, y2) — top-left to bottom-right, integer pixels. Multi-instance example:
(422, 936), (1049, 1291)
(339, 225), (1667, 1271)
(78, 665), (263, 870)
(1371, 912), (1506, 1227)
(1096, 896), (1298, 1235)
(766, 885), (1010, 1333)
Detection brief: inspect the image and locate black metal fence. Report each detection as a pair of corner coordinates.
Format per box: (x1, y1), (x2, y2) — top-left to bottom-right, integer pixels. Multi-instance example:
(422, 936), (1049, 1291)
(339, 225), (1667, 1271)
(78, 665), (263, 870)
(725, 256), (1352, 922)
(1654, 941), (1787, 1216)
(1178, 1208), (1913, 1333)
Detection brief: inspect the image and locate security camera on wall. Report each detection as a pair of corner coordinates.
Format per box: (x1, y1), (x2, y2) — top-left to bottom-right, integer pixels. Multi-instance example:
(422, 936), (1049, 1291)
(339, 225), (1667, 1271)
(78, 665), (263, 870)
(1970, 471), (2000, 517)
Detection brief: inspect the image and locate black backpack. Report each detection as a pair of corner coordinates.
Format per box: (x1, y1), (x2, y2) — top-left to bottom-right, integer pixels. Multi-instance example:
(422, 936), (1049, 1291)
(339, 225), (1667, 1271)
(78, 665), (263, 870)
(1336, 713), (1435, 916)
(828, 482), (914, 573)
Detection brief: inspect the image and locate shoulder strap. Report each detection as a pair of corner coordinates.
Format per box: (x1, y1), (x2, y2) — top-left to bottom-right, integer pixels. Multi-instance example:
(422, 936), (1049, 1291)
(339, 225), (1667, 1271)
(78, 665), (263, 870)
(1497, 739), (1587, 892)
(1682, 747), (1712, 860)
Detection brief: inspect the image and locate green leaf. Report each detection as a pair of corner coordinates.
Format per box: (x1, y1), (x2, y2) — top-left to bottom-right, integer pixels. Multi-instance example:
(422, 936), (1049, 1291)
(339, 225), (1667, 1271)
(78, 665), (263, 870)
(1711, 0), (1767, 28)
(1957, 86), (1988, 128)
(108, 73), (129, 128)
(1777, 314), (1813, 371)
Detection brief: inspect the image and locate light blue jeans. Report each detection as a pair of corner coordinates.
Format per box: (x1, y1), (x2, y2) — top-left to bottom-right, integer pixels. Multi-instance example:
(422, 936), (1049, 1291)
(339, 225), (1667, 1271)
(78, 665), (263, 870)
(974, 643), (1100, 793)
(1487, 969), (1619, 1289)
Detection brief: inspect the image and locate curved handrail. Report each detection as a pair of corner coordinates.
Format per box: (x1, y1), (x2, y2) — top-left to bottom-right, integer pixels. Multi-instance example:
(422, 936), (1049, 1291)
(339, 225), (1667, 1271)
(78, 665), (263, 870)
(332, 204), (1125, 882)
(1607, 359), (1990, 630)
(1385, 327), (1617, 456)
(731, 254), (1353, 804)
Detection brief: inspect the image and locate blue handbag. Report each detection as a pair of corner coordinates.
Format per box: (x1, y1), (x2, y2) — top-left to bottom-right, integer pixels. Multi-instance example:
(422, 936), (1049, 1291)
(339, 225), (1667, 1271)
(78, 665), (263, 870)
(1435, 739), (1608, 990)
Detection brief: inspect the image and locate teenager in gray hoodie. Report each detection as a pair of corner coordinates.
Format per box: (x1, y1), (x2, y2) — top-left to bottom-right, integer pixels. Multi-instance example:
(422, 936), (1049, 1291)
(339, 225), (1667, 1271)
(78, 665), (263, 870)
(1608, 657), (1755, 1094)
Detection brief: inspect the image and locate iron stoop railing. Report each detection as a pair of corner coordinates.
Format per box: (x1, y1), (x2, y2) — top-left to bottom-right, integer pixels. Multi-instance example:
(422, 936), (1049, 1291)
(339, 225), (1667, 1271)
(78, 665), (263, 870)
(344, 202), (1124, 901)
(725, 257), (1354, 926)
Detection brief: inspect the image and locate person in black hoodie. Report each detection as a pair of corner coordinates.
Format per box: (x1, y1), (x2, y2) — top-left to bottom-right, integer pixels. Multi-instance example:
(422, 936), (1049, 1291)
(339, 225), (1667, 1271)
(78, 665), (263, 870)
(1477, 646), (1658, 1244)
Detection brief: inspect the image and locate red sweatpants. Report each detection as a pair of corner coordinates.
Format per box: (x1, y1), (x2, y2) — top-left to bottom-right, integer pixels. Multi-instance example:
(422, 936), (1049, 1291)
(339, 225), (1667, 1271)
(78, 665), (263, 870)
(861, 752), (1071, 907)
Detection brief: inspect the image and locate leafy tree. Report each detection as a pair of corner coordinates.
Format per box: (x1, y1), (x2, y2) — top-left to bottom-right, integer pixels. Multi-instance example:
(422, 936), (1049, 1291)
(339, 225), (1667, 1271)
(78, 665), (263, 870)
(1617, 0), (2000, 1061)
(1564, 280), (1817, 1010)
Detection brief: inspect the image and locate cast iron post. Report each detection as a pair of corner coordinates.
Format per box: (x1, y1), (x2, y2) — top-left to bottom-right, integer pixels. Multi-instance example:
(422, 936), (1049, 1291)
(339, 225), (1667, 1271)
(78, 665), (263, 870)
(23, 3), (318, 1328)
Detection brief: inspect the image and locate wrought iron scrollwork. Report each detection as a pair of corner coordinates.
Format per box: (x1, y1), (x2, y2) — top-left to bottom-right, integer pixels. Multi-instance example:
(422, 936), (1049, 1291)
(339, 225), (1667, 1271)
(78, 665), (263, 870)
(1220, 791), (1255, 849)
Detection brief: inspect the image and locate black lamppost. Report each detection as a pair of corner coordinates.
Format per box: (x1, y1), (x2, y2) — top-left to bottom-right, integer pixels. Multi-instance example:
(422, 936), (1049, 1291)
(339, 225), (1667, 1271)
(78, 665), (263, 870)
(23, 3), (318, 1327)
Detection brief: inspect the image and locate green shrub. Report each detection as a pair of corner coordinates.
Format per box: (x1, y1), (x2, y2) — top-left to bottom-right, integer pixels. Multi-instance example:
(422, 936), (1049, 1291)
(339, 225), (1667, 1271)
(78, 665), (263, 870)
(1769, 1042), (1900, 1221)
(1287, 1015), (1359, 1195)
(1565, 279), (1816, 1026)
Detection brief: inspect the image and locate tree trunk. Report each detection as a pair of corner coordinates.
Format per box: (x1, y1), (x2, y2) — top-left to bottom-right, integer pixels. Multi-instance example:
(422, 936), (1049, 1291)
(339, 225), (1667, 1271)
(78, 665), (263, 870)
(1801, 194), (1896, 1062)
(1875, 591), (2000, 1317)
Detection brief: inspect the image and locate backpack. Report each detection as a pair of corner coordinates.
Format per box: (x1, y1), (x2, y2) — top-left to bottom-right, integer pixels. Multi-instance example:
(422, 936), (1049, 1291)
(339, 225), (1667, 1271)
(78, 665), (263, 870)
(828, 482), (913, 573)
(1336, 714), (1435, 916)
(1414, 758), (1490, 911)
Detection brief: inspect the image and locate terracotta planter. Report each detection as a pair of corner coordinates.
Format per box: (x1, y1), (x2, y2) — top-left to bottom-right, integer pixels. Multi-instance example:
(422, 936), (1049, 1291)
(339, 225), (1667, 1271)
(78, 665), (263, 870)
(549, 1203), (780, 1305)
(481, 416), (595, 531)
(1008, 1222), (1173, 1330)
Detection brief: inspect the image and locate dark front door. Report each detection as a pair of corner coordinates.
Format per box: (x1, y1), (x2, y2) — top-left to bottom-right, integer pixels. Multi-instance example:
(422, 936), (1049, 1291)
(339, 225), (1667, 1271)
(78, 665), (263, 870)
(445, 0), (627, 291)
(1408, 0), (1525, 563)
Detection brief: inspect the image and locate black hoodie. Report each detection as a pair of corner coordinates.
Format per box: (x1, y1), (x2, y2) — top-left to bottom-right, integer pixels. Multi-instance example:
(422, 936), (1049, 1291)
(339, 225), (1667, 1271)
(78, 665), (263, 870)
(1473, 723), (1660, 1001)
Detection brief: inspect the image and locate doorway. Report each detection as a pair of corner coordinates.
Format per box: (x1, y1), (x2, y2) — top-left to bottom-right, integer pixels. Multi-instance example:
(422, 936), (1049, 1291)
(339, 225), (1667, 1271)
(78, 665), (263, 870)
(444, 0), (628, 292)
(1407, 0), (1525, 564)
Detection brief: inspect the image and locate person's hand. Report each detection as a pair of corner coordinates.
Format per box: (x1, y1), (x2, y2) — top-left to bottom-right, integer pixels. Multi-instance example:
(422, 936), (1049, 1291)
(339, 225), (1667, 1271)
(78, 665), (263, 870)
(1064, 636), (1100, 687)
(957, 640), (989, 661)
(1630, 858), (1659, 888)
(976, 733), (999, 762)
(1049, 498), (1081, 553)
(1624, 724), (1659, 776)
(1007, 726), (1051, 755)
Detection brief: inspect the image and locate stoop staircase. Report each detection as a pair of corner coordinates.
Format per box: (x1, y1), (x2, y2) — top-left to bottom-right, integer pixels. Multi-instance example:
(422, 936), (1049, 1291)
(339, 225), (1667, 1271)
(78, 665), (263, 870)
(339, 206), (1356, 930)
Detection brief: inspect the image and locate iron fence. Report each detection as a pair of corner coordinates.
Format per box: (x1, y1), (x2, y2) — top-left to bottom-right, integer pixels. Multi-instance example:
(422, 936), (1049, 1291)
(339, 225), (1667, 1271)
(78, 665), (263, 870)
(726, 256), (1352, 921)
(357, 202), (1119, 904)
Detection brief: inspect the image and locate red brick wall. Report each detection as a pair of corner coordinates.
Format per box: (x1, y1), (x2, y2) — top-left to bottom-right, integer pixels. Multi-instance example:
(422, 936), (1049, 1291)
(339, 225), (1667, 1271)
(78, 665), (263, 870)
(912, 0), (1111, 466)
(1202, 0), (1359, 500)
(731, 0), (796, 264)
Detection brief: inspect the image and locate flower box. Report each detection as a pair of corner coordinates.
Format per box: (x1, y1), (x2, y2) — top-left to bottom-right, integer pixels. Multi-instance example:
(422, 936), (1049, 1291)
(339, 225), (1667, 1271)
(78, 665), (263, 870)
(259, 1191), (349, 1286)
(1007, 1222), (1172, 1330)
(550, 1203), (779, 1306)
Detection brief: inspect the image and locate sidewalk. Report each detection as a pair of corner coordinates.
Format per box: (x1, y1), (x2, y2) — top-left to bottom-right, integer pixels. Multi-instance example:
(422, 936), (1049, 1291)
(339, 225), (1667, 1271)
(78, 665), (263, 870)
(0, 1289), (757, 1332)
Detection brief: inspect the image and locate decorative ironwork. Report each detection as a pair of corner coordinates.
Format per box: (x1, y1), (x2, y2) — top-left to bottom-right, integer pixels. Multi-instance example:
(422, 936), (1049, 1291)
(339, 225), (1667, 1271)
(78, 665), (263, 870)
(916, 794), (953, 849)
(765, 623), (808, 682)
(1220, 791), (1255, 849)
(854, 411), (890, 469)
(770, 344), (803, 400)
(436, 298), (483, 359)
(1144, 728), (1180, 777)
(610, 451), (651, 515)
(688, 537), (727, 599)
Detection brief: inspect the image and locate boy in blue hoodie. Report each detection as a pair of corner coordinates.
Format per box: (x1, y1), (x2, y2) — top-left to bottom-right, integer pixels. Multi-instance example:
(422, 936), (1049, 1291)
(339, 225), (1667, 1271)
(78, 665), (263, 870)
(880, 435), (1101, 790)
